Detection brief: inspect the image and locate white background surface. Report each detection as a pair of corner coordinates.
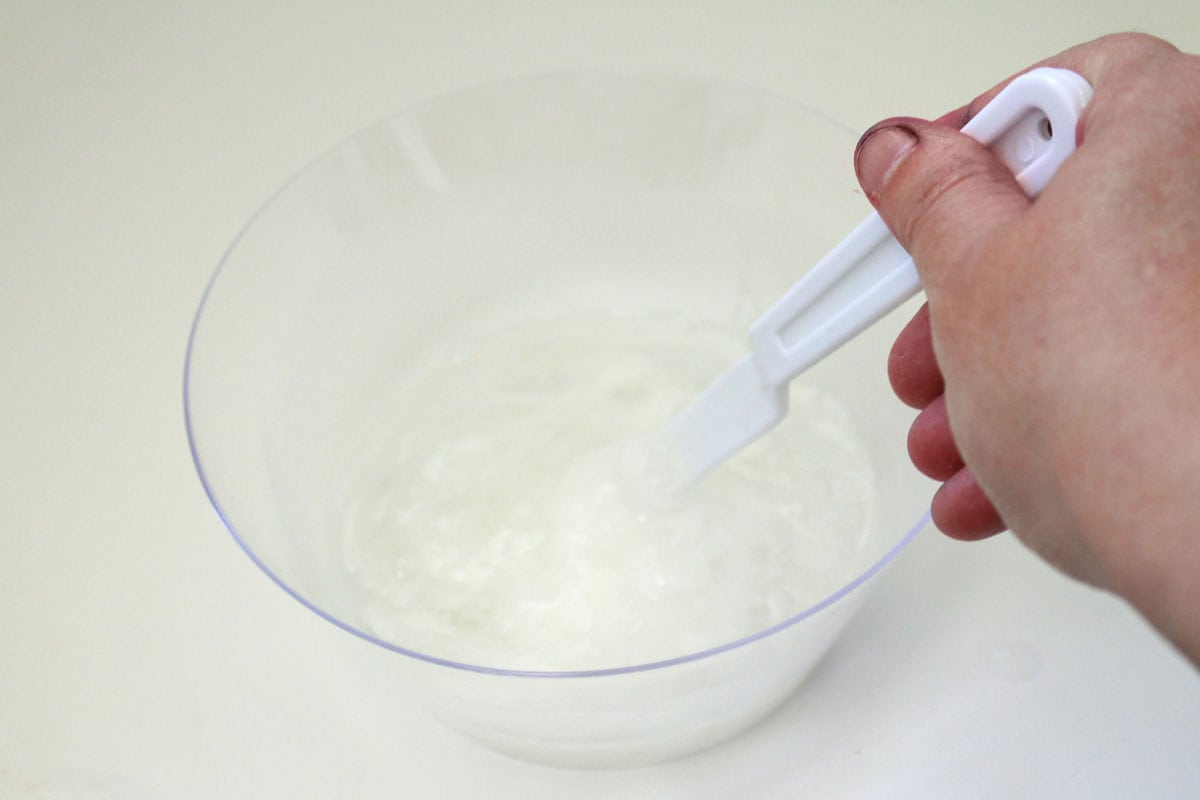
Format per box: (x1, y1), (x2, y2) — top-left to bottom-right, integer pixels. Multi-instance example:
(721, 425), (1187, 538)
(3, 3), (1198, 798)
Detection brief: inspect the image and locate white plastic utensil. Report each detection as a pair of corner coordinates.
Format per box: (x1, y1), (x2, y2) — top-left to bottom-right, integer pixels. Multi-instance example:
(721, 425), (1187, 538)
(660, 67), (1093, 486)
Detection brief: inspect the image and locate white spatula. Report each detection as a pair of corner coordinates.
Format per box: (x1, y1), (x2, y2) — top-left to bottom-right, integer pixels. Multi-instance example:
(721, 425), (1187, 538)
(660, 67), (1093, 486)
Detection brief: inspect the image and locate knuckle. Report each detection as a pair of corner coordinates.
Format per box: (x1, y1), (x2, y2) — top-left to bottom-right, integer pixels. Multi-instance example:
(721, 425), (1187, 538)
(897, 158), (998, 253)
(1094, 31), (1180, 59)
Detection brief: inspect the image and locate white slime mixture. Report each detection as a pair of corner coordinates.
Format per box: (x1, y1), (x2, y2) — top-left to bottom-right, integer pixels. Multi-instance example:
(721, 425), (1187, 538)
(339, 311), (876, 671)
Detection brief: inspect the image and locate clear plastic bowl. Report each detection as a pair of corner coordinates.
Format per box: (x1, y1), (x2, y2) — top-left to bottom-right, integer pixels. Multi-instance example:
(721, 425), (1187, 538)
(184, 72), (929, 768)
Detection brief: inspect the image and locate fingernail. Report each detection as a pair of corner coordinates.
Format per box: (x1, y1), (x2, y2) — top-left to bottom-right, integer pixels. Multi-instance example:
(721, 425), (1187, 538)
(855, 124), (918, 203)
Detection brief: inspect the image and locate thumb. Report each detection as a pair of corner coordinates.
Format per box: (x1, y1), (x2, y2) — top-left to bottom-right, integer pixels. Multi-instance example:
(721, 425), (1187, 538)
(853, 118), (1032, 294)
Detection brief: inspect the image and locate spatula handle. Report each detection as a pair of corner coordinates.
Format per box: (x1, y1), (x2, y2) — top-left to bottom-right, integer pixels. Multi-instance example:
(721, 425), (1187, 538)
(749, 67), (1093, 387)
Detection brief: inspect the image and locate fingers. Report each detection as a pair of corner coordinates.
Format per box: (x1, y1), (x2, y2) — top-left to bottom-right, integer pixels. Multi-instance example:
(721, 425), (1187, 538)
(899, 370), (1002, 538)
(866, 32), (1186, 554)
(903, 395), (1003, 540)
(931, 467), (1007, 540)
(857, 86), (1035, 547)
(888, 302), (942, 408)
(907, 394), (963, 480)
(853, 118), (1031, 301)
(891, 311), (1001, 536)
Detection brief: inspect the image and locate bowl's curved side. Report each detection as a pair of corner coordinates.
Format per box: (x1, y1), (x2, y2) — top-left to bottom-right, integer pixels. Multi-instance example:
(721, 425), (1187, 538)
(185, 71), (931, 766)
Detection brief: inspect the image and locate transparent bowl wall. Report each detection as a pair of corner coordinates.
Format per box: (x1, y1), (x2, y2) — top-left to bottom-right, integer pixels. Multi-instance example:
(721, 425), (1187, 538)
(185, 72), (929, 768)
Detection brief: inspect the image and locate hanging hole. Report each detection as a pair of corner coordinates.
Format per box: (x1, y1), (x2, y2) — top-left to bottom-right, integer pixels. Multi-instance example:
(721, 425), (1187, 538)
(1038, 116), (1053, 140)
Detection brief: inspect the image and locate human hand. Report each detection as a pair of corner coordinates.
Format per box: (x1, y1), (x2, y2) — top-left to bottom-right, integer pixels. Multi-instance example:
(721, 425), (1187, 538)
(853, 33), (1200, 664)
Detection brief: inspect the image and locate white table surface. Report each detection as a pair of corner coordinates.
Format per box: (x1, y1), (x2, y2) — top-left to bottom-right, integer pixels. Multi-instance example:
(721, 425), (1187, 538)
(3, 3), (1198, 797)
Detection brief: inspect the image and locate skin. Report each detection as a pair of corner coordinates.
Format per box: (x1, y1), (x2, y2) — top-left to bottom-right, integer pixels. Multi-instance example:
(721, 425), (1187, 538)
(852, 33), (1200, 666)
